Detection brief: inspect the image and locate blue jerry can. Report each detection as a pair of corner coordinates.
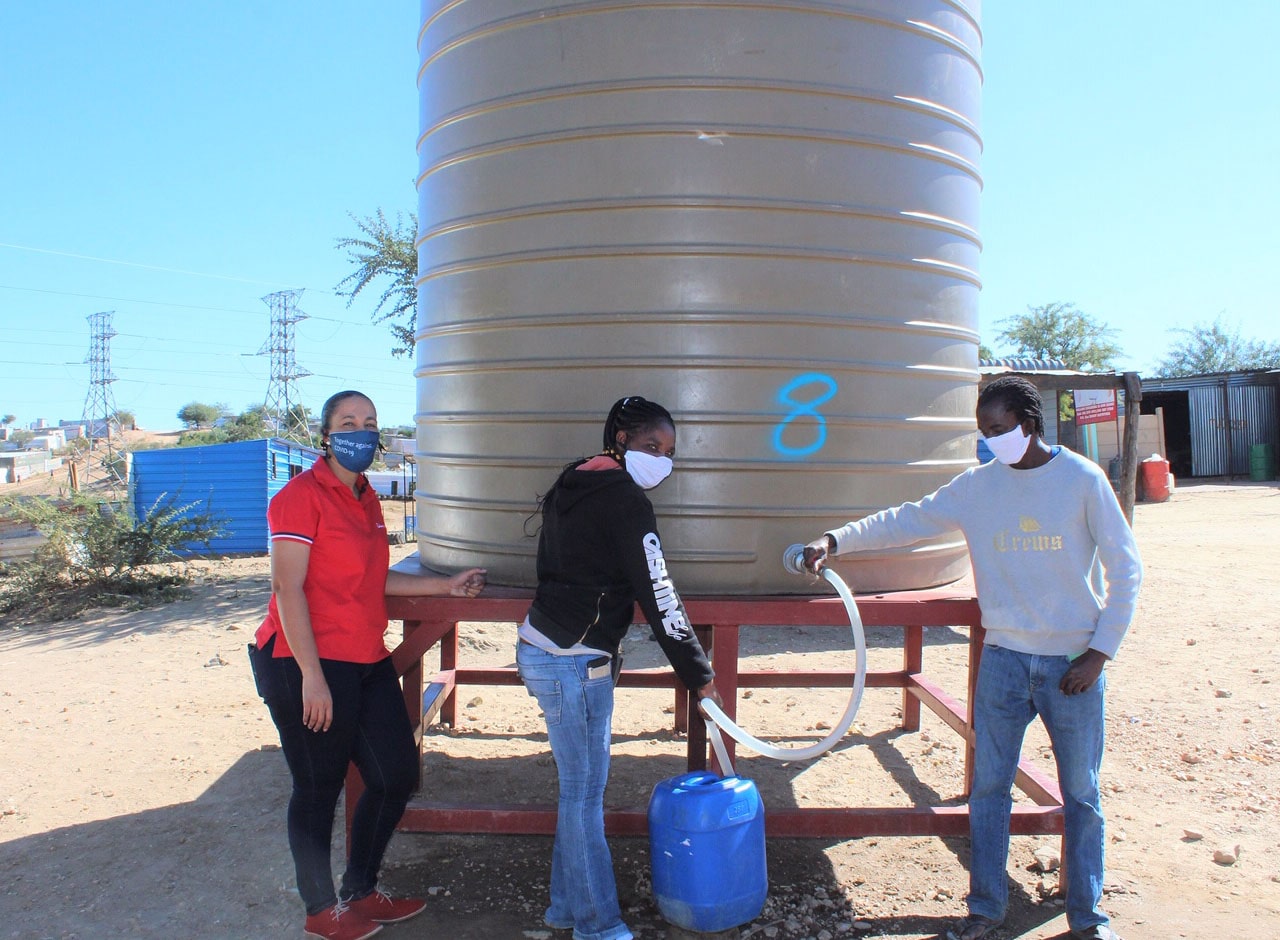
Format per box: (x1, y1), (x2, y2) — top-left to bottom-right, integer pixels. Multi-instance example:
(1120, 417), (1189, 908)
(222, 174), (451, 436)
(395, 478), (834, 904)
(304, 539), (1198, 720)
(648, 771), (767, 932)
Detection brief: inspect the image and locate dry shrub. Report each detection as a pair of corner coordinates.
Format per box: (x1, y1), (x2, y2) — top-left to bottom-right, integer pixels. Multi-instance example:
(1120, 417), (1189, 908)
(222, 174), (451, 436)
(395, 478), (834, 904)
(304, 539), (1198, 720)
(0, 492), (224, 624)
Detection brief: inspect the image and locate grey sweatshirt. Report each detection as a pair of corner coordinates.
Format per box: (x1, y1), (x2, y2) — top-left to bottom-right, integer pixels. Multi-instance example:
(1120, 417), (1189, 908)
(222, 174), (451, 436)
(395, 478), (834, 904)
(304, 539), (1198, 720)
(825, 448), (1143, 659)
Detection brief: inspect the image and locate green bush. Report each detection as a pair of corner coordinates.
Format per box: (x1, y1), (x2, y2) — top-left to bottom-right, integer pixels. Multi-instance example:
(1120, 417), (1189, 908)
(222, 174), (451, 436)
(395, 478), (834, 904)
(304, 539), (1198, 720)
(176, 428), (230, 447)
(0, 492), (225, 624)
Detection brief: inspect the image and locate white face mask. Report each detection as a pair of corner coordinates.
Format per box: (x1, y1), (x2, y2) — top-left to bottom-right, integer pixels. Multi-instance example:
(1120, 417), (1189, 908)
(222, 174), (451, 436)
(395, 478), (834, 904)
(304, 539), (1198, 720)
(624, 449), (673, 489)
(983, 424), (1031, 465)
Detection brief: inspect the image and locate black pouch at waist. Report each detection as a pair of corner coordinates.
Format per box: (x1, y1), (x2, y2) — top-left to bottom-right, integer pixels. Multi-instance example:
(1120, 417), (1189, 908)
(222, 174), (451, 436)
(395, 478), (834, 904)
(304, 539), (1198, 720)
(247, 633), (277, 701)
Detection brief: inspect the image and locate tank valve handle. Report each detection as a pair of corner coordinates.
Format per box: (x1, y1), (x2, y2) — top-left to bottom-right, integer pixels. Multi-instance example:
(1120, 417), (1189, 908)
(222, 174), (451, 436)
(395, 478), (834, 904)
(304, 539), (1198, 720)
(782, 543), (808, 575)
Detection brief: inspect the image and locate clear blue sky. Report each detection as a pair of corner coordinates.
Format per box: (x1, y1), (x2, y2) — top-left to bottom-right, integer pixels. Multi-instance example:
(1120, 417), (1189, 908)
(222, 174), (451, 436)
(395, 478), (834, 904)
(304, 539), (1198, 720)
(2, 2), (1276, 431)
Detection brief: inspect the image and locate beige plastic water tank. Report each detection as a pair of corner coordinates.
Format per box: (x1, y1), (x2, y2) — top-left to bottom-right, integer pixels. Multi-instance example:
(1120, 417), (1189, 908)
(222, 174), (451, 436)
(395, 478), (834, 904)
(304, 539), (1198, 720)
(414, 0), (982, 594)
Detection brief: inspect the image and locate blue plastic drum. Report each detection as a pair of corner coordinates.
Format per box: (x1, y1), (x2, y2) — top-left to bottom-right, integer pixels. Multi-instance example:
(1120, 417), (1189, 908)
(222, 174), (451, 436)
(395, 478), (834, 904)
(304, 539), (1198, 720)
(648, 771), (767, 932)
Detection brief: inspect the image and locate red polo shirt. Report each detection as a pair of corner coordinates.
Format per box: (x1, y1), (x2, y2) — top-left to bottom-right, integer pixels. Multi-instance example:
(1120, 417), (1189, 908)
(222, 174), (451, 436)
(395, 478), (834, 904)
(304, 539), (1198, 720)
(255, 457), (391, 663)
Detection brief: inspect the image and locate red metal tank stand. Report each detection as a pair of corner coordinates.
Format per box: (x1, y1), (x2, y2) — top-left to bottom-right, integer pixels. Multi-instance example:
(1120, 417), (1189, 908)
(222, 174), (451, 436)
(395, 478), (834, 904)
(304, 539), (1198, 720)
(345, 588), (1063, 842)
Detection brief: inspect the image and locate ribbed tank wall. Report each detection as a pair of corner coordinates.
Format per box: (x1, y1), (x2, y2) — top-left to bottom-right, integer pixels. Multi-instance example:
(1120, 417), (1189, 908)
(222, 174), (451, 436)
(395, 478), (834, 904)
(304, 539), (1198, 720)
(415, 0), (982, 593)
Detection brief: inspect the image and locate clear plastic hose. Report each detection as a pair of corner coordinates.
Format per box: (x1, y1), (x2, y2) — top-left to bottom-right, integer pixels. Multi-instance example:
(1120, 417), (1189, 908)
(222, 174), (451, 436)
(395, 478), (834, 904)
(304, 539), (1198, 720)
(699, 563), (867, 771)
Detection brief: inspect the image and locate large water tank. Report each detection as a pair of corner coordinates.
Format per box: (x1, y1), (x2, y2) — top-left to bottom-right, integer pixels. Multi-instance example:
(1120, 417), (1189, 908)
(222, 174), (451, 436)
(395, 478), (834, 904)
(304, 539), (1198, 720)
(414, 0), (982, 594)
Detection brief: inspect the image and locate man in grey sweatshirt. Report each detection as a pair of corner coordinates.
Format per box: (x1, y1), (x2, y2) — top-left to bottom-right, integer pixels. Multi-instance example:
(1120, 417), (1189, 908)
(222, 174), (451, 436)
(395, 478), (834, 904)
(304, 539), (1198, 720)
(803, 374), (1142, 940)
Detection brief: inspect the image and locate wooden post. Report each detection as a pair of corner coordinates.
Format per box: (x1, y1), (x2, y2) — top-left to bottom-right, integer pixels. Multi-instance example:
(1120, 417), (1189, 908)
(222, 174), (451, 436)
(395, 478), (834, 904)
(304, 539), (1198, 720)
(1119, 372), (1142, 524)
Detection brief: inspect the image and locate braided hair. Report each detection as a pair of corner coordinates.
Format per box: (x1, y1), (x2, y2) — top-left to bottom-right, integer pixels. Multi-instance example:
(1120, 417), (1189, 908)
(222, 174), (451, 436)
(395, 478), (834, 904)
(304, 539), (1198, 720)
(601, 395), (675, 460)
(525, 396), (676, 536)
(977, 375), (1045, 437)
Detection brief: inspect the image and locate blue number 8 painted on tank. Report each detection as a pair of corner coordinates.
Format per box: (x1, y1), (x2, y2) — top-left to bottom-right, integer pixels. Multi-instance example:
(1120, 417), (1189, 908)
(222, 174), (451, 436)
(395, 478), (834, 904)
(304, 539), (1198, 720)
(773, 373), (838, 457)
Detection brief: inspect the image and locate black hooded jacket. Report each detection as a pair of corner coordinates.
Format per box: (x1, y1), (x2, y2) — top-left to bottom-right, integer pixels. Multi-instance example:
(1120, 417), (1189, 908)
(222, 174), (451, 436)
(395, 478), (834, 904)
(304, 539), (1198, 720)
(527, 461), (714, 692)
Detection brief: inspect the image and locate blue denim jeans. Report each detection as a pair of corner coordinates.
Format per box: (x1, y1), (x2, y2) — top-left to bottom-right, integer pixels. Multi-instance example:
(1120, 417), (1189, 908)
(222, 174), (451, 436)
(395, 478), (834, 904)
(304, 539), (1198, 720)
(968, 644), (1109, 933)
(517, 641), (633, 940)
(252, 641), (420, 915)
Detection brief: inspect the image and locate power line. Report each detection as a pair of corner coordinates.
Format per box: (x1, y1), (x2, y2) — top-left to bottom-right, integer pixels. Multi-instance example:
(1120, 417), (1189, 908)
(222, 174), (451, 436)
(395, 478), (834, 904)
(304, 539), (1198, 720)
(0, 283), (377, 328)
(0, 241), (305, 288)
(0, 359), (79, 367)
(4, 329), (410, 367)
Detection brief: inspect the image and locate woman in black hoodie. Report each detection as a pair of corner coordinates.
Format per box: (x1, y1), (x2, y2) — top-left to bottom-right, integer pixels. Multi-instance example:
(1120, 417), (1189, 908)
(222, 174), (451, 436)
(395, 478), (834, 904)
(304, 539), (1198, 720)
(517, 396), (723, 940)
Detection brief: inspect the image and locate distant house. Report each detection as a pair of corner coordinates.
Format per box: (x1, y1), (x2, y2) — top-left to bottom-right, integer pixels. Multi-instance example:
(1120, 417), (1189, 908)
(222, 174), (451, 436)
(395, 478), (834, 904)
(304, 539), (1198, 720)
(0, 451), (59, 483)
(130, 437), (321, 555)
(24, 429), (67, 452)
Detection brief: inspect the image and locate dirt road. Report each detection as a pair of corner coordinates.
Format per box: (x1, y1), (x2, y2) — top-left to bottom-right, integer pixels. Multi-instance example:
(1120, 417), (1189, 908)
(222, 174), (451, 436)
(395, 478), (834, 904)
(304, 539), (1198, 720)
(1, 481), (1277, 939)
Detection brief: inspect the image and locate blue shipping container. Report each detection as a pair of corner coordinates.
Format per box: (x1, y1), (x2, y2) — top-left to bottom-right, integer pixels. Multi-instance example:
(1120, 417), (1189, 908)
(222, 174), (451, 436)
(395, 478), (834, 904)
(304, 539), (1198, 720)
(131, 438), (321, 555)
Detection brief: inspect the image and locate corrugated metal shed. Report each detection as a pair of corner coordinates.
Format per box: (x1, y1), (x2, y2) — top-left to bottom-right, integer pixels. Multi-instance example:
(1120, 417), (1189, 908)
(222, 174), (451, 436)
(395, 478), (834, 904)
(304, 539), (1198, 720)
(131, 438), (321, 555)
(1139, 370), (1279, 477)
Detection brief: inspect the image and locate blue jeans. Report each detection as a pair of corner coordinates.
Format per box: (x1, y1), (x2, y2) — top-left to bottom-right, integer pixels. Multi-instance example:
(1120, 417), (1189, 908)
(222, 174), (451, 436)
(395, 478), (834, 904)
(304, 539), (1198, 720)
(517, 641), (633, 940)
(968, 644), (1109, 933)
(252, 641), (420, 915)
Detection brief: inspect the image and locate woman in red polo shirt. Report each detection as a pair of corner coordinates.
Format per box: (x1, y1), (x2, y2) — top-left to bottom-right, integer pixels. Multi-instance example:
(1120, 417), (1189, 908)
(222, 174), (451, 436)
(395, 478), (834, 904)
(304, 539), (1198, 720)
(250, 389), (485, 940)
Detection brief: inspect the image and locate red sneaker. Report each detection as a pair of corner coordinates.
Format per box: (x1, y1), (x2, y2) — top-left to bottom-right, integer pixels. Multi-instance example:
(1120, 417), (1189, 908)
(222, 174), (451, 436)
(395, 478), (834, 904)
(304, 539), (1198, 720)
(303, 900), (383, 940)
(344, 888), (428, 924)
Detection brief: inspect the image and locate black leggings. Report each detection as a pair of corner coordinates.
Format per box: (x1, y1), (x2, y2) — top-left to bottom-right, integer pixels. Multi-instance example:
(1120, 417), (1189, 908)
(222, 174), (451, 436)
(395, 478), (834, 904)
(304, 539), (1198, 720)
(254, 645), (419, 914)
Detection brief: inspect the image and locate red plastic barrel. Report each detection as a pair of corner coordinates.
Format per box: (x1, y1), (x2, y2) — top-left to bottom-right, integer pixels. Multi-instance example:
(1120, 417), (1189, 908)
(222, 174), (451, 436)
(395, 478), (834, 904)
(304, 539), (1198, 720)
(1141, 456), (1171, 502)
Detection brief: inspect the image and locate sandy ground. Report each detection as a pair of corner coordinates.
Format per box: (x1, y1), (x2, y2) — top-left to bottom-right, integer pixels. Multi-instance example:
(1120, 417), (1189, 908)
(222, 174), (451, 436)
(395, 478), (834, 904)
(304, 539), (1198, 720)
(1, 481), (1278, 940)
